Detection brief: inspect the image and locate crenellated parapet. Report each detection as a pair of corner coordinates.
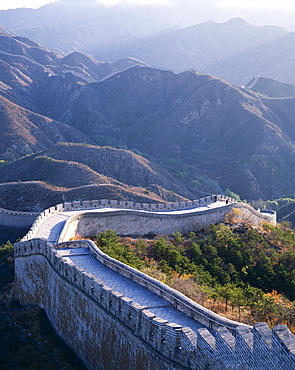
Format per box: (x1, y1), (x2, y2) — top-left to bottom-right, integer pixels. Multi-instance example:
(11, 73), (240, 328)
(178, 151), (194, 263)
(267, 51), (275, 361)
(23, 195), (230, 241)
(14, 195), (282, 369)
(21, 195), (276, 243)
(0, 206), (38, 228)
(14, 236), (295, 369)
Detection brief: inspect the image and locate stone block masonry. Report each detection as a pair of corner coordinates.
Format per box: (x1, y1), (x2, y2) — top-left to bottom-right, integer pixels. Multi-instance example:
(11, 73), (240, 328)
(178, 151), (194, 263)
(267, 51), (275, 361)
(14, 238), (295, 369)
(14, 195), (286, 369)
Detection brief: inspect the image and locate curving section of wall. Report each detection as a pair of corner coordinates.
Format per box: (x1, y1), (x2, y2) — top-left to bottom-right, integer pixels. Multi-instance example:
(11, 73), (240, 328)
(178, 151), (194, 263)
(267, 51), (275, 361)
(22, 195), (276, 243)
(57, 201), (276, 243)
(15, 238), (295, 370)
(14, 195), (285, 369)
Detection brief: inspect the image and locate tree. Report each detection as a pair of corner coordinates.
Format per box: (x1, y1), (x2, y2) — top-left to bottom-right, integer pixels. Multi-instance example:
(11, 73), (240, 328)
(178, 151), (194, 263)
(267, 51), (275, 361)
(171, 231), (184, 253)
(224, 188), (241, 201)
(96, 229), (120, 250)
(230, 286), (247, 320)
(216, 283), (236, 312)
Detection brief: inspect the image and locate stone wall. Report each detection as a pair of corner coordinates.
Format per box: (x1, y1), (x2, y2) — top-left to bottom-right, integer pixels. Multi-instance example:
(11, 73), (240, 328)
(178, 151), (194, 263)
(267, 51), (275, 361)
(13, 195), (282, 369)
(0, 207), (38, 228)
(14, 238), (295, 370)
(55, 240), (249, 332)
(22, 195), (276, 243)
(58, 202), (276, 242)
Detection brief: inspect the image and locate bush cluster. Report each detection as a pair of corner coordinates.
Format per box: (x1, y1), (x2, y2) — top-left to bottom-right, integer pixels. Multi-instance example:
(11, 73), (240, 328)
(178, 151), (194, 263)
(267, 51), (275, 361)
(94, 222), (295, 328)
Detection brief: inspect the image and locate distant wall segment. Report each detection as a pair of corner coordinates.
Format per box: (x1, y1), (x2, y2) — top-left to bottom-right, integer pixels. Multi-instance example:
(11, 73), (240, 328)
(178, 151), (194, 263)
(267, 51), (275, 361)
(0, 207), (38, 228)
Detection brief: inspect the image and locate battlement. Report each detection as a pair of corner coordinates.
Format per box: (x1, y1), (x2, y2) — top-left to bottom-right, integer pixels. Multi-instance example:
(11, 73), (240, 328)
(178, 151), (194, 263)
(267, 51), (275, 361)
(0, 207), (38, 228)
(21, 194), (276, 243)
(14, 196), (281, 369)
(14, 237), (295, 369)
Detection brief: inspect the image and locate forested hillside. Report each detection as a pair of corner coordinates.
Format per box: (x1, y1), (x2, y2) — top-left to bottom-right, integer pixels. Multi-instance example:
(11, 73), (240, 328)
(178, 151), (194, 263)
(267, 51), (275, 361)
(93, 217), (295, 330)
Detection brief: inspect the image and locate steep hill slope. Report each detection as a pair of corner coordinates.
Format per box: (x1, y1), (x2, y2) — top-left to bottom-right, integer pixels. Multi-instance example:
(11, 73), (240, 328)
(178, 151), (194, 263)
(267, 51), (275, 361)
(0, 95), (92, 161)
(261, 97), (295, 141)
(0, 143), (194, 210)
(0, 155), (121, 188)
(245, 76), (295, 98)
(277, 202), (295, 227)
(213, 32), (295, 85)
(0, 181), (172, 212)
(42, 143), (195, 199)
(0, 143), (194, 198)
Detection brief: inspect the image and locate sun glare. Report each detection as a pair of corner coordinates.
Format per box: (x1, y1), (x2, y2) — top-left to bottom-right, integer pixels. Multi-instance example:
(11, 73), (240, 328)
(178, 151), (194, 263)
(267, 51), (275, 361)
(219, 0), (295, 12)
(0, 0), (172, 10)
(2, 0), (294, 11)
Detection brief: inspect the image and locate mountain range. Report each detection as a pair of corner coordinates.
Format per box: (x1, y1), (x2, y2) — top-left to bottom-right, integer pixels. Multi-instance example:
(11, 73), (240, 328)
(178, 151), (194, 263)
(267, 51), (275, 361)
(95, 18), (289, 83)
(95, 17), (295, 86)
(1, 1), (295, 85)
(0, 21), (295, 206)
(30, 63), (295, 200)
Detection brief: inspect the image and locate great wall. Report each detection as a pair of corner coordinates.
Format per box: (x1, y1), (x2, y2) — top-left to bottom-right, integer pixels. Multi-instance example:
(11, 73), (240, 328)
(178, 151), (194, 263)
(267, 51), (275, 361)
(10, 195), (295, 369)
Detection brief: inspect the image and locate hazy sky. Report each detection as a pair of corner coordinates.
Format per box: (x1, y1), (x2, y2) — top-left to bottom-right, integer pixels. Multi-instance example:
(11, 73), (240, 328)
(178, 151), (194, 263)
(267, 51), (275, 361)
(0, 0), (154, 9)
(1, 0), (295, 11)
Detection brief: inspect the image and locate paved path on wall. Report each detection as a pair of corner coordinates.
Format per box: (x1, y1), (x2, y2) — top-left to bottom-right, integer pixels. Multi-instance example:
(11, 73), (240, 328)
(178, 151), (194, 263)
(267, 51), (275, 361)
(33, 203), (231, 332)
(33, 201), (247, 340)
(58, 247), (206, 334)
(34, 201), (229, 244)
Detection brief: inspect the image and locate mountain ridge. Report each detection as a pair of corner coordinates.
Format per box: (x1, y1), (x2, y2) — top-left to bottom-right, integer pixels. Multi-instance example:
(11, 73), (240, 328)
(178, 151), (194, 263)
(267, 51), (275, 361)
(1, 30), (295, 201)
(96, 18), (287, 76)
(33, 65), (295, 200)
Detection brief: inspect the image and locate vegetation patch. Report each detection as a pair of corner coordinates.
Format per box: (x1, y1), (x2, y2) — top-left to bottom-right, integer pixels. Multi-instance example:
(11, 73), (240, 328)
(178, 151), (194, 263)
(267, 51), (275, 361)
(93, 221), (295, 331)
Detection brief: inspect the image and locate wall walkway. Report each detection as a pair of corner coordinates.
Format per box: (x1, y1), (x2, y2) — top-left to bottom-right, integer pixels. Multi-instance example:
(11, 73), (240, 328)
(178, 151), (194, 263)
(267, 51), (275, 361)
(14, 195), (291, 370)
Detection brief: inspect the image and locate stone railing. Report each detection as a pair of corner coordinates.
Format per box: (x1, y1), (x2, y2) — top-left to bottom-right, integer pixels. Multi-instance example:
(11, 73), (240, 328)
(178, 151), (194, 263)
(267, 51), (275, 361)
(14, 237), (295, 369)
